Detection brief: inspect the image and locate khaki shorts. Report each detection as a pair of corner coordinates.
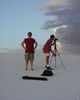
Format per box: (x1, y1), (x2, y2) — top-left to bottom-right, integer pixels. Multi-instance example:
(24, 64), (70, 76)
(45, 53), (50, 56)
(24, 53), (34, 62)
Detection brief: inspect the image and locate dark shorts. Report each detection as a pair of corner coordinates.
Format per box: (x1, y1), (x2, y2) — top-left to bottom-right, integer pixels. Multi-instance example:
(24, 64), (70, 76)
(24, 53), (34, 62)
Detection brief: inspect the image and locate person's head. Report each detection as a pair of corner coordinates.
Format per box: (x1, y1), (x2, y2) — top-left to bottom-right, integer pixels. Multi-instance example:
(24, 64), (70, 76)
(27, 32), (32, 38)
(50, 35), (55, 40)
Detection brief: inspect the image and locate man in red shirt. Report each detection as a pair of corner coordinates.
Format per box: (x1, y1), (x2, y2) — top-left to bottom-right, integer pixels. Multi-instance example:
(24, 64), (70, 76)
(21, 32), (38, 71)
(43, 35), (55, 70)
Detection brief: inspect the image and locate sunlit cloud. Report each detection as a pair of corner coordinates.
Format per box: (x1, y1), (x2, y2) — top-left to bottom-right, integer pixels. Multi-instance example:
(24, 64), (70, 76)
(53, 25), (68, 34)
(51, 41), (62, 53)
(40, 0), (68, 10)
(52, 25), (68, 52)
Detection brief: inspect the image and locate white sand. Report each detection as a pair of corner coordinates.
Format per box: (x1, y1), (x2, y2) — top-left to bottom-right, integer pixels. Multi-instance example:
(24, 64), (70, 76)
(0, 50), (80, 100)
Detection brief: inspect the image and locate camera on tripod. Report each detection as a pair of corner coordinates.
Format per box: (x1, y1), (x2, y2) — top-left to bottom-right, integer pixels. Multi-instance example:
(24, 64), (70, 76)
(51, 38), (58, 47)
(50, 37), (65, 70)
(54, 38), (58, 42)
(51, 38), (58, 57)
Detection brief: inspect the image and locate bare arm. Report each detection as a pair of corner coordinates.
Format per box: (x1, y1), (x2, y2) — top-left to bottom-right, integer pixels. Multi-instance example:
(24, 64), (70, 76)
(34, 40), (38, 50)
(21, 40), (26, 50)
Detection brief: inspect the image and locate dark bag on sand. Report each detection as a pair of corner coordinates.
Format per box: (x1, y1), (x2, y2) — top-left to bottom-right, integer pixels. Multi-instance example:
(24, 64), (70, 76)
(41, 70), (53, 76)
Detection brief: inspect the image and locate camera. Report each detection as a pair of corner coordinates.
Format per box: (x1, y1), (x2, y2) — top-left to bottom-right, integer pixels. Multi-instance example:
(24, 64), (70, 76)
(54, 38), (58, 42)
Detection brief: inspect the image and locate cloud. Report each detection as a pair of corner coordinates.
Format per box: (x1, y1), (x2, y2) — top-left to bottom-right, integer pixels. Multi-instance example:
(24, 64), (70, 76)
(40, 0), (80, 55)
(40, 0), (68, 10)
(53, 25), (68, 34)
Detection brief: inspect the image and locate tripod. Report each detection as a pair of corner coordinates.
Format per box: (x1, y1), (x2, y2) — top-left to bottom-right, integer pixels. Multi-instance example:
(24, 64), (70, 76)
(50, 39), (66, 70)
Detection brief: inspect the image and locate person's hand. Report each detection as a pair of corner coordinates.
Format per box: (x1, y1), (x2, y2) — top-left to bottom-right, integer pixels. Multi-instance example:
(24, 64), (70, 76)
(52, 51), (56, 57)
(24, 47), (27, 51)
(51, 50), (56, 57)
(34, 48), (36, 53)
(34, 48), (36, 51)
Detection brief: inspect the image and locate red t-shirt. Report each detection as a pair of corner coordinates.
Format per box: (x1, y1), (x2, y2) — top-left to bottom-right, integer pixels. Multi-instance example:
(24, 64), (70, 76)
(43, 38), (52, 53)
(24, 38), (35, 53)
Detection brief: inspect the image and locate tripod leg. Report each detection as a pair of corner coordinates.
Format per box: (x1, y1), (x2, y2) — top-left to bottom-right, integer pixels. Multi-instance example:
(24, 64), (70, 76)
(54, 56), (56, 68)
(50, 54), (54, 66)
(50, 53), (56, 69)
(56, 50), (66, 70)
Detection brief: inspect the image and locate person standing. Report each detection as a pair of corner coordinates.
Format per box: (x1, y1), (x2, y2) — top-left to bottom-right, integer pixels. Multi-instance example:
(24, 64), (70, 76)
(43, 35), (55, 70)
(21, 32), (38, 71)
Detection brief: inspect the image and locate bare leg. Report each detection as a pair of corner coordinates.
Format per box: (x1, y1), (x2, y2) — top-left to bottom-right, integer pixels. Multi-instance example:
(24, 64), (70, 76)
(30, 60), (33, 71)
(46, 55), (53, 70)
(46, 56), (49, 65)
(25, 61), (28, 70)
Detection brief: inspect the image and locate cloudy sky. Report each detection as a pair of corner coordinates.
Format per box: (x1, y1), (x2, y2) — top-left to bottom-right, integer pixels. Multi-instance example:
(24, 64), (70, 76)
(0, 0), (80, 55)
(40, 0), (80, 55)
